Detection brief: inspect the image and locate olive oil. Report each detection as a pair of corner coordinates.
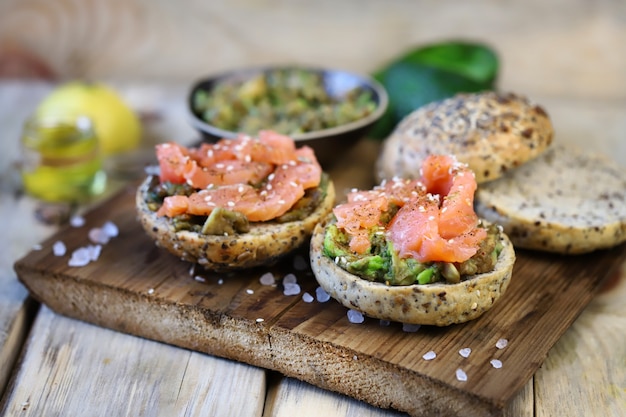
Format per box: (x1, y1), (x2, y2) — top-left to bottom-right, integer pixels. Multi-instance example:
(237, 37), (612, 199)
(20, 115), (106, 202)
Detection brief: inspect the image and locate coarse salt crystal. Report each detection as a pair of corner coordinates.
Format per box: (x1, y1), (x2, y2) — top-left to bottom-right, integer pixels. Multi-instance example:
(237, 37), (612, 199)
(490, 359), (503, 369)
(102, 221), (119, 237)
(402, 323), (421, 333)
(246, 289), (254, 295)
(315, 286), (330, 302)
(259, 272), (275, 286)
(496, 338), (509, 349)
(459, 348), (472, 358)
(53, 241), (66, 256)
(283, 273), (297, 284)
(193, 276), (206, 282)
(217, 279), (224, 285)
(283, 282), (301, 296)
(256, 318), (264, 323)
(456, 368), (468, 382)
(302, 292), (314, 303)
(347, 309), (364, 324)
(148, 288), (155, 294)
(67, 245), (102, 267)
(422, 351), (437, 361)
(70, 215), (85, 227)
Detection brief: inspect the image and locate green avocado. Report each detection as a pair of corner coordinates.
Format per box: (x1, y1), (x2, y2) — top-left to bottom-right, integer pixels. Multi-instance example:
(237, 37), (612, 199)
(323, 220), (502, 286)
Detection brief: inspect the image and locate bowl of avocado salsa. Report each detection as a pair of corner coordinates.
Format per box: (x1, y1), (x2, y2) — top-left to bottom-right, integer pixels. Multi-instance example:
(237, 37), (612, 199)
(188, 66), (388, 166)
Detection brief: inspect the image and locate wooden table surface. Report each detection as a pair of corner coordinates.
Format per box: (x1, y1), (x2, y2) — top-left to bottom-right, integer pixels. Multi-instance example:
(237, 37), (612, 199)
(0, 79), (625, 417)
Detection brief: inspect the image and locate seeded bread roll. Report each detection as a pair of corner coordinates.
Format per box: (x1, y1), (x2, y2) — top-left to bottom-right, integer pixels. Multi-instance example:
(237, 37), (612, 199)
(310, 218), (516, 327)
(474, 143), (626, 254)
(376, 92), (554, 184)
(136, 176), (336, 271)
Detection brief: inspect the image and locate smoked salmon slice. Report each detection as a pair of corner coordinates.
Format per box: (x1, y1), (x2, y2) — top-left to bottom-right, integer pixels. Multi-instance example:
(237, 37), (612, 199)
(154, 131), (322, 223)
(334, 155), (486, 263)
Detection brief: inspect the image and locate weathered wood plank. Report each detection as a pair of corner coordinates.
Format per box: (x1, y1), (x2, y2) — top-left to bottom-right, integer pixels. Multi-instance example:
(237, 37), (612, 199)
(533, 262), (626, 417)
(12, 139), (625, 416)
(0, 306), (266, 417)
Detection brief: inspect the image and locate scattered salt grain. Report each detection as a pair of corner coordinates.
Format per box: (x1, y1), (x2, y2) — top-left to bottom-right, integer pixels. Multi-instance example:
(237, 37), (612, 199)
(315, 286), (330, 303)
(422, 351), (437, 361)
(259, 272), (275, 286)
(283, 273), (297, 284)
(490, 359), (503, 369)
(256, 318), (264, 323)
(148, 288), (155, 295)
(379, 320), (391, 327)
(283, 282), (301, 296)
(88, 221), (119, 244)
(217, 279), (224, 285)
(32, 244), (43, 251)
(70, 215), (85, 227)
(89, 228), (110, 244)
(68, 244), (102, 267)
(302, 292), (314, 303)
(456, 368), (468, 382)
(459, 348), (472, 358)
(496, 338), (509, 349)
(292, 255), (308, 271)
(353, 355), (358, 360)
(246, 289), (254, 295)
(193, 276), (206, 283)
(347, 309), (365, 324)
(402, 323), (421, 333)
(52, 241), (66, 256)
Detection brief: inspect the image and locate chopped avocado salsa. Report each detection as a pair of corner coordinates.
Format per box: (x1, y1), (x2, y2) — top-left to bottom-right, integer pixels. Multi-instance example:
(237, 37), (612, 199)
(192, 68), (377, 136)
(323, 219), (502, 285)
(145, 173), (330, 235)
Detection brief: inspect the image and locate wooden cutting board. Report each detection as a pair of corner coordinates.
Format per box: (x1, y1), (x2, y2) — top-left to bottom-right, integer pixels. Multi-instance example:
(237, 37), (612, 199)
(14, 140), (626, 417)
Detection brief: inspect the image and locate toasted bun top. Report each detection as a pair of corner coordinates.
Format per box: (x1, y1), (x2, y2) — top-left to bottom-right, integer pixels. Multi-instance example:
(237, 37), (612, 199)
(376, 92), (554, 184)
(309, 218), (516, 326)
(474, 142), (626, 254)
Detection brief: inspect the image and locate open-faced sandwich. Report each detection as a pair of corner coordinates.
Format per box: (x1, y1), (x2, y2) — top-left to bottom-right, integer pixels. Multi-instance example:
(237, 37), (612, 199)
(310, 154), (516, 327)
(136, 130), (335, 271)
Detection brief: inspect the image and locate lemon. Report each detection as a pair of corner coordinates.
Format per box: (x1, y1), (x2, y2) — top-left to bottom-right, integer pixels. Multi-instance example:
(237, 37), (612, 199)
(36, 81), (142, 156)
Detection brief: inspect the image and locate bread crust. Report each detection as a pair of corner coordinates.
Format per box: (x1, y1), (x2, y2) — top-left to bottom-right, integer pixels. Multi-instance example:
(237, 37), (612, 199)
(474, 143), (626, 254)
(376, 92), (553, 184)
(309, 218), (516, 327)
(136, 176), (335, 271)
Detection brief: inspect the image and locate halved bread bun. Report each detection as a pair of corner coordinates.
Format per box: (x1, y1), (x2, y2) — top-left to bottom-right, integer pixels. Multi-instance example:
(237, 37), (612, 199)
(137, 176), (335, 271)
(474, 143), (626, 254)
(310, 217), (516, 327)
(376, 92), (553, 184)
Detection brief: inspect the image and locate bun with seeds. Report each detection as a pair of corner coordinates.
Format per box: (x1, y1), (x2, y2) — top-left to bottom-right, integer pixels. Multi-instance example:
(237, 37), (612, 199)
(136, 131), (335, 271)
(376, 91), (554, 184)
(310, 154), (516, 326)
(474, 142), (626, 254)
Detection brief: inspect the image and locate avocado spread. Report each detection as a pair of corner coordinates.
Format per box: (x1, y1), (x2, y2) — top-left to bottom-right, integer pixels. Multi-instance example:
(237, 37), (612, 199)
(145, 173), (330, 235)
(323, 219), (503, 285)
